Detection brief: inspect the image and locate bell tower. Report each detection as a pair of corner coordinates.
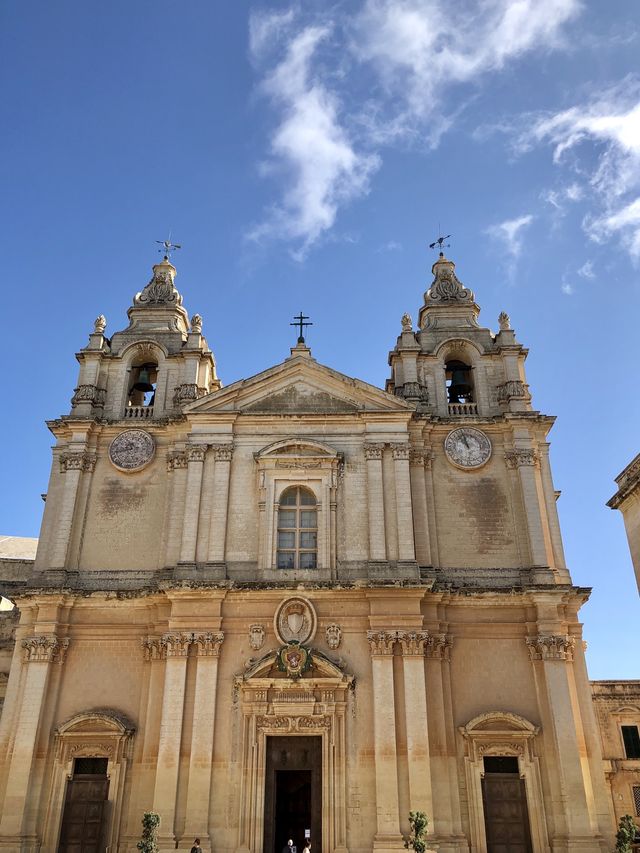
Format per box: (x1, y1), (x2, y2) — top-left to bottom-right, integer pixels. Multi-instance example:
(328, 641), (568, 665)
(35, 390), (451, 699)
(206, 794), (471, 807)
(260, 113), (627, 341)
(388, 252), (570, 586)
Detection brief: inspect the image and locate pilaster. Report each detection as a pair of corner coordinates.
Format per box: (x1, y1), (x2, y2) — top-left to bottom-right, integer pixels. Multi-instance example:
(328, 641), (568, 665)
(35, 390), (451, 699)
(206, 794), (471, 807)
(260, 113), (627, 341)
(179, 444), (208, 564)
(49, 450), (96, 569)
(364, 444), (387, 562)
(505, 448), (555, 571)
(391, 444), (416, 563)
(207, 445), (233, 565)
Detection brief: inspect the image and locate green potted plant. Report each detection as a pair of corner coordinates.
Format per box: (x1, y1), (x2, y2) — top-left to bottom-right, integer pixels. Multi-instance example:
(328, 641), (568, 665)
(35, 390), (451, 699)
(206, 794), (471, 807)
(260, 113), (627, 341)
(137, 812), (160, 853)
(404, 810), (431, 853)
(615, 815), (638, 853)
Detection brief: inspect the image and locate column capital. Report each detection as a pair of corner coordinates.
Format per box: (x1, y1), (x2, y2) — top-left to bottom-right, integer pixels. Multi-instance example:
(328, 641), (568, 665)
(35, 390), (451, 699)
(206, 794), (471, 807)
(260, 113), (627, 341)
(142, 637), (167, 661)
(167, 450), (188, 471)
(161, 632), (193, 657)
(22, 635), (70, 664)
(505, 448), (539, 468)
(364, 443), (385, 461)
(367, 630), (397, 656)
(526, 633), (575, 662)
(193, 631), (224, 656)
(424, 633), (452, 660)
(396, 630), (429, 655)
(212, 444), (233, 462)
(187, 444), (208, 463)
(391, 443), (410, 461)
(59, 451), (96, 473)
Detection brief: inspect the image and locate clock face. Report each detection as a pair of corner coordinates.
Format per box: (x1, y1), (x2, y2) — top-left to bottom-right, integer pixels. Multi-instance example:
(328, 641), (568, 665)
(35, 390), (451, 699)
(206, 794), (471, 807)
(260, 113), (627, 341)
(444, 428), (491, 469)
(108, 429), (155, 472)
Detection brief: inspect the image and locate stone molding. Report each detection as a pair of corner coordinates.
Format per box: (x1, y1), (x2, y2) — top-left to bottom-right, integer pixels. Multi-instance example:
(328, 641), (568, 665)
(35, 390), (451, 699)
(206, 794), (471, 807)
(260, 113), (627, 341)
(249, 624), (265, 651)
(190, 313), (203, 333)
(395, 382), (429, 402)
(59, 451), (97, 473)
(391, 443), (410, 461)
(424, 633), (453, 660)
(426, 257), (474, 304)
(325, 624), (342, 650)
(256, 714), (331, 732)
(161, 632), (193, 658)
(142, 637), (166, 661)
(367, 630), (397, 656)
(71, 384), (106, 407)
(212, 444), (233, 462)
(187, 444), (208, 463)
(396, 630), (429, 655)
(367, 629), (452, 657)
(193, 631), (224, 657)
(22, 635), (70, 664)
(497, 380), (531, 403)
(167, 451), (188, 471)
(505, 448), (539, 468)
(526, 634), (575, 662)
(363, 443), (385, 461)
(409, 448), (434, 468)
(173, 383), (207, 406)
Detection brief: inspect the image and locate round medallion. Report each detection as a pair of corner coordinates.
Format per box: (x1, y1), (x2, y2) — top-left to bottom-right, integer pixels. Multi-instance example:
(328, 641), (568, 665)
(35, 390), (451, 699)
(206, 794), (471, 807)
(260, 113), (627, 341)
(274, 597), (317, 646)
(108, 429), (155, 472)
(444, 427), (492, 469)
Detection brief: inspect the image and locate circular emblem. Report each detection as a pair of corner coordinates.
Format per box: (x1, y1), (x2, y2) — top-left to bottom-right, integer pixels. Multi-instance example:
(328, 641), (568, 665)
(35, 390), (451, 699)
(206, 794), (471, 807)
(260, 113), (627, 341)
(444, 428), (492, 469)
(108, 430), (155, 472)
(274, 597), (317, 646)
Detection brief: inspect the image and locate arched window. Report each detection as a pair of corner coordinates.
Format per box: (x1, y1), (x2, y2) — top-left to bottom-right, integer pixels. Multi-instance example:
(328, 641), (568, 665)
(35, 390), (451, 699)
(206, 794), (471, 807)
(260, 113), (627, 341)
(127, 362), (157, 408)
(445, 359), (474, 403)
(277, 487), (317, 569)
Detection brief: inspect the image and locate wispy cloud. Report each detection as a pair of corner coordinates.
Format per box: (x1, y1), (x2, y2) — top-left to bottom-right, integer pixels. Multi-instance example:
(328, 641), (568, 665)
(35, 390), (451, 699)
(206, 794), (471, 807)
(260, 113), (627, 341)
(248, 1), (581, 257)
(561, 276), (574, 295)
(247, 23), (380, 260)
(376, 239), (402, 253)
(577, 259), (595, 279)
(488, 214), (534, 257)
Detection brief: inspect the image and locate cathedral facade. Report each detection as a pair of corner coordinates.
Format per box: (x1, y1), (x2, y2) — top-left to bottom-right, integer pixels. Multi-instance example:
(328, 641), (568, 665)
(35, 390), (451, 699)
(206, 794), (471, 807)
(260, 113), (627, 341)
(0, 252), (629, 853)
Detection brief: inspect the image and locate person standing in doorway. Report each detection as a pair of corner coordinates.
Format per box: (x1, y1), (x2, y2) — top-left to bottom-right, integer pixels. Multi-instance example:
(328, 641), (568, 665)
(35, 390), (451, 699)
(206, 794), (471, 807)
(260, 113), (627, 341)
(303, 841), (311, 853)
(282, 838), (297, 853)
(191, 839), (203, 853)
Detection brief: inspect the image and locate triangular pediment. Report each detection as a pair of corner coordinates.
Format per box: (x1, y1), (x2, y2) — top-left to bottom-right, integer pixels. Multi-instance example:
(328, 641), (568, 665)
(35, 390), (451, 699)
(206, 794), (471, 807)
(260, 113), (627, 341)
(184, 353), (412, 415)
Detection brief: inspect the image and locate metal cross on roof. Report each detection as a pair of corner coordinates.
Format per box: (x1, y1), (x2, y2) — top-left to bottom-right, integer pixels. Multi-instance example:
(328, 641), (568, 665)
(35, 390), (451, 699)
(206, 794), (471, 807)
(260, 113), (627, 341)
(290, 312), (313, 344)
(156, 237), (182, 260)
(429, 234), (451, 252)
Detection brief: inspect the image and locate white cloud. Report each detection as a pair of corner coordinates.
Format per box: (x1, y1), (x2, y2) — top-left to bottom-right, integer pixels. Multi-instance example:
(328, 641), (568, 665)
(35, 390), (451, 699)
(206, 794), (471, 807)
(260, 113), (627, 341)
(488, 214), (534, 258)
(249, 9), (296, 61)
(248, 25), (381, 259)
(376, 239), (402, 252)
(586, 198), (640, 260)
(577, 260), (595, 279)
(561, 278), (574, 295)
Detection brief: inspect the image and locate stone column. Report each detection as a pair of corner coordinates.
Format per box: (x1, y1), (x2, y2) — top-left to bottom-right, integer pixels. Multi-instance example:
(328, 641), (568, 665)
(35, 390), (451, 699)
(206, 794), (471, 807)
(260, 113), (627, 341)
(0, 635), (70, 837)
(164, 451), (188, 567)
(153, 633), (193, 848)
(183, 632), (224, 846)
(391, 444), (416, 562)
(538, 443), (570, 580)
(397, 632), (433, 817)
(50, 451), (95, 569)
(364, 444), (387, 562)
(207, 445), (233, 564)
(367, 630), (404, 852)
(526, 633), (600, 848)
(179, 445), (208, 564)
(505, 449), (554, 569)
(409, 450), (431, 566)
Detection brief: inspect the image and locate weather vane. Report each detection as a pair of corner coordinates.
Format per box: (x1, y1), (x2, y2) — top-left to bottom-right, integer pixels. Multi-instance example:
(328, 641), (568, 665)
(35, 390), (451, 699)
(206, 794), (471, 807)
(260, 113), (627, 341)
(429, 233), (451, 253)
(156, 234), (182, 260)
(290, 312), (313, 344)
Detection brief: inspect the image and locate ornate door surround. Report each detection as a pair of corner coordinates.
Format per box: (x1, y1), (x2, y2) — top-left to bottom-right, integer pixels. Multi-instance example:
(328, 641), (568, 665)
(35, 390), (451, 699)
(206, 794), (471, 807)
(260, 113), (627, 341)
(234, 651), (352, 853)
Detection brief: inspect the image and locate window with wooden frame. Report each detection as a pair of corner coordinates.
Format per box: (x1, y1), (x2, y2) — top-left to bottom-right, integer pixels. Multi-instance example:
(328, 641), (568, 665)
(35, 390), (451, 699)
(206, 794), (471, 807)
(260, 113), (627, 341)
(277, 486), (318, 569)
(622, 725), (640, 759)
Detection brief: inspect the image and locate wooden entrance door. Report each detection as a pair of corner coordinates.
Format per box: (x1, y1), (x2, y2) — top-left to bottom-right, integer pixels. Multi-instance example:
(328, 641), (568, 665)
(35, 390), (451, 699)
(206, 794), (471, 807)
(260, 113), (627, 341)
(263, 736), (322, 853)
(58, 758), (109, 853)
(481, 759), (533, 853)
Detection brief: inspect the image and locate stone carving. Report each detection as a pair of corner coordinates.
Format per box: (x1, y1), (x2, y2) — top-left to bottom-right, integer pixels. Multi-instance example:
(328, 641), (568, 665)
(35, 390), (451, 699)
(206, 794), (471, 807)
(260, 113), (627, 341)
(444, 428), (492, 469)
(397, 630), (429, 655)
(109, 430), (155, 472)
(161, 633), (193, 657)
(367, 630), (397, 656)
(426, 258), (473, 303)
(193, 632), (224, 657)
(167, 450), (188, 471)
(325, 624), (341, 650)
(137, 267), (176, 304)
(71, 385), (106, 408)
(401, 313), (413, 332)
(275, 459), (322, 469)
(274, 597), (317, 645)
(142, 637), (166, 661)
(477, 742), (523, 756)
(398, 382), (429, 402)
(363, 443), (384, 461)
(527, 634), (575, 662)
(249, 624), (265, 651)
(276, 643), (312, 678)
(498, 311), (511, 331)
(133, 342), (160, 362)
(190, 313), (203, 333)
(22, 635), (70, 664)
(505, 449), (539, 469)
(94, 314), (107, 334)
(173, 383), (206, 406)
(497, 380), (531, 403)
(59, 451), (97, 473)
(391, 443), (410, 461)
(187, 444), (208, 463)
(212, 445), (233, 462)
(424, 633), (452, 660)
(256, 715), (331, 732)
(69, 741), (114, 757)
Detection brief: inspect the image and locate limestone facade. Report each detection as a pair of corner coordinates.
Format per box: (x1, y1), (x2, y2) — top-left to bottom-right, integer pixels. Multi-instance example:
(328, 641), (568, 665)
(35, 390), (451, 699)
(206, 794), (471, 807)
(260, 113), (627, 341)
(608, 454), (640, 593)
(0, 252), (633, 853)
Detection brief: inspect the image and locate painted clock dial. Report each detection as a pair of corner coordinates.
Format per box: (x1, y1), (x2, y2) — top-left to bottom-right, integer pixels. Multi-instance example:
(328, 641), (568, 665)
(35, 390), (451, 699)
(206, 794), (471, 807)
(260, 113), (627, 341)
(444, 427), (492, 469)
(108, 429), (155, 472)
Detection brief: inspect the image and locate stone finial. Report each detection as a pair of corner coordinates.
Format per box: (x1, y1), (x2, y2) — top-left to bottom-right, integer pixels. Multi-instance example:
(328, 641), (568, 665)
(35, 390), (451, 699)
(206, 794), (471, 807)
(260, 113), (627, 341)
(498, 311), (511, 331)
(94, 315), (107, 334)
(401, 312), (413, 332)
(190, 313), (203, 333)
(425, 254), (473, 304)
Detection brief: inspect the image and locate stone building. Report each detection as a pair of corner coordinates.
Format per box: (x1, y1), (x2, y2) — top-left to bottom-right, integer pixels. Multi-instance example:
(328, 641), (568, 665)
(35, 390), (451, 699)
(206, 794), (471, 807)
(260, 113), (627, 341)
(0, 251), (632, 853)
(608, 455), (640, 594)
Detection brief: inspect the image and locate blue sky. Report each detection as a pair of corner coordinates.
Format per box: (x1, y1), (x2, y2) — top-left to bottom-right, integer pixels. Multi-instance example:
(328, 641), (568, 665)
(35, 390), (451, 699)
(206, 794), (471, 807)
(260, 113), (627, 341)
(1, 1), (639, 677)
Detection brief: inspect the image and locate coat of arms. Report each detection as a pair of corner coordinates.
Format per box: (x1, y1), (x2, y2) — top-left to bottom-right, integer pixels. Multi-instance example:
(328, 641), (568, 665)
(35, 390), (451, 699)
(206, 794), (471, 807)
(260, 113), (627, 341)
(274, 596), (317, 645)
(277, 641), (312, 679)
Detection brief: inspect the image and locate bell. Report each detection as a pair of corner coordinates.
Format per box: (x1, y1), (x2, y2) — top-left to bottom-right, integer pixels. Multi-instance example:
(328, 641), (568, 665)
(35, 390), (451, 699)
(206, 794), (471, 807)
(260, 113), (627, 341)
(131, 364), (155, 393)
(448, 368), (472, 402)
